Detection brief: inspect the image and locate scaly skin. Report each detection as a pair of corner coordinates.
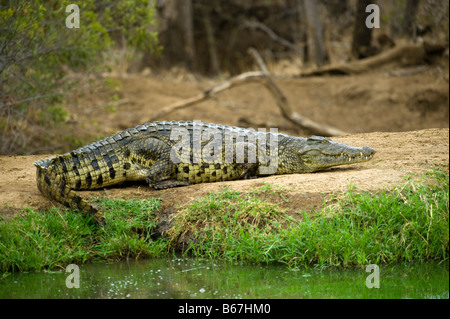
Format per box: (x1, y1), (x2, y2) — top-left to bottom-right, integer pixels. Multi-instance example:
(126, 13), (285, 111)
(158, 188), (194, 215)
(34, 121), (375, 225)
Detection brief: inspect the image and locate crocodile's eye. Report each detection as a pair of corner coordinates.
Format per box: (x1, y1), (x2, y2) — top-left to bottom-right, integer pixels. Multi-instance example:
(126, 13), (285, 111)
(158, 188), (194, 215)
(306, 137), (329, 145)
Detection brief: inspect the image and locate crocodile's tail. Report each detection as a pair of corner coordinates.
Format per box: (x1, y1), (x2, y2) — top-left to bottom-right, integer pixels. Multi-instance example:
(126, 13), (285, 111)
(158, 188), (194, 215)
(34, 158), (106, 226)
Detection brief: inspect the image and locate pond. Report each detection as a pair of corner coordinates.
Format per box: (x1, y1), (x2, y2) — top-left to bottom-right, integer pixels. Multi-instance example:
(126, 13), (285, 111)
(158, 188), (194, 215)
(1, 258), (448, 299)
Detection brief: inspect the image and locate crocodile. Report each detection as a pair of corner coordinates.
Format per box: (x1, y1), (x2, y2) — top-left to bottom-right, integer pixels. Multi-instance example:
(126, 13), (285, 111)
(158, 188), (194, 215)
(34, 120), (375, 225)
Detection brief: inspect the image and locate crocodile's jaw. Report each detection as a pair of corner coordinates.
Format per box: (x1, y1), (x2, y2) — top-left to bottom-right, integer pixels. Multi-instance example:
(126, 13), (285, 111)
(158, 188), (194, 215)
(300, 145), (375, 172)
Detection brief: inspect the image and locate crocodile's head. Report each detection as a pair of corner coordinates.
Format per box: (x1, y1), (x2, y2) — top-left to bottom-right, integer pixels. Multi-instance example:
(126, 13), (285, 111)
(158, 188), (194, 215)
(277, 136), (376, 174)
(297, 136), (375, 172)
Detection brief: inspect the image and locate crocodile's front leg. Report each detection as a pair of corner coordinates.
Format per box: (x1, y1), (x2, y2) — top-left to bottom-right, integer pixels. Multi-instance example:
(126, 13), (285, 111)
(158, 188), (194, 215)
(148, 175), (191, 189)
(128, 137), (190, 189)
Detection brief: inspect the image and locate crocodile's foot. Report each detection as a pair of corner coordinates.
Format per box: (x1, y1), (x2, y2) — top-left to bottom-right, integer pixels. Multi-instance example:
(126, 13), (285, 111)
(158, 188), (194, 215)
(147, 178), (191, 190)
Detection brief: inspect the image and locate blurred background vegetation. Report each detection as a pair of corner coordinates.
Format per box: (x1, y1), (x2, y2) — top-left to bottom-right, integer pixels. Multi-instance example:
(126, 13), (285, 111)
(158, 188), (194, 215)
(0, 0), (448, 155)
(0, 0), (159, 154)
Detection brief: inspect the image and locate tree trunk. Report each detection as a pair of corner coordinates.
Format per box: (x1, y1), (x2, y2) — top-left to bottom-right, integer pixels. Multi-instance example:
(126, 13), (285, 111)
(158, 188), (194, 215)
(180, 0), (196, 70)
(153, 0), (196, 70)
(201, 6), (220, 76)
(402, 0), (420, 40)
(302, 0), (328, 67)
(351, 0), (374, 59)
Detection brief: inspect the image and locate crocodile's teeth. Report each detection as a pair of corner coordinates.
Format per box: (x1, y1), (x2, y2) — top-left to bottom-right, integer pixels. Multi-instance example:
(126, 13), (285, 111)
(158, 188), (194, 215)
(360, 152), (363, 157)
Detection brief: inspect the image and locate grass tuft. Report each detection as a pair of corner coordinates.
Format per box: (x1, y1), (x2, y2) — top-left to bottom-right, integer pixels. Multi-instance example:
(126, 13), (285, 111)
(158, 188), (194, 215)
(167, 186), (295, 262)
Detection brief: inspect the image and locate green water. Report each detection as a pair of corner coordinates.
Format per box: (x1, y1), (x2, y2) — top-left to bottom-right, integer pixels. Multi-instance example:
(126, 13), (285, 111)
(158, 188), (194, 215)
(0, 258), (448, 299)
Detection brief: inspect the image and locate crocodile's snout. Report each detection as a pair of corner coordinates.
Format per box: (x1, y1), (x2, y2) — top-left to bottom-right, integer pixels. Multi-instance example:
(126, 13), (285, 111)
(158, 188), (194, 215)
(362, 146), (376, 156)
(343, 145), (375, 163)
(359, 146), (376, 160)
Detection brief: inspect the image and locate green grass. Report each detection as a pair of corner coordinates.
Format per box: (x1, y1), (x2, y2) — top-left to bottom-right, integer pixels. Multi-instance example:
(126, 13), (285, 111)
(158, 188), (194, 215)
(0, 168), (448, 273)
(168, 168), (449, 268)
(0, 198), (167, 272)
(166, 186), (294, 263)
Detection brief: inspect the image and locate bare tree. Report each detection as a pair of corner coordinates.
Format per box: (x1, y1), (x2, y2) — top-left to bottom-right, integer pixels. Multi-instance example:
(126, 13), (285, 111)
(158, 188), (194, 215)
(200, 4), (220, 75)
(351, 0), (375, 59)
(302, 0), (328, 67)
(154, 0), (196, 70)
(402, 0), (420, 40)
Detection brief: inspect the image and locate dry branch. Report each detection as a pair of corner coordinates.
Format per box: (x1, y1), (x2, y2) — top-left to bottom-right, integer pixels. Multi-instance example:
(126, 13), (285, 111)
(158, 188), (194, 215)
(301, 43), (428, 76)
(149, 71), (347, 136)
(247, 47), (269, 75)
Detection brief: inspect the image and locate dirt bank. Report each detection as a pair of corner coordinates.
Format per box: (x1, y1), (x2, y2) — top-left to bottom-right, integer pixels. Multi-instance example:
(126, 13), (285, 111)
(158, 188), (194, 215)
(1, 128), (448, 220)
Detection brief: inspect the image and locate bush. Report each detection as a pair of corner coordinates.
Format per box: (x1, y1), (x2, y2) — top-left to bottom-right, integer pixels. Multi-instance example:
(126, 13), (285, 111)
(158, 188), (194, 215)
(0, 0), (159, 154)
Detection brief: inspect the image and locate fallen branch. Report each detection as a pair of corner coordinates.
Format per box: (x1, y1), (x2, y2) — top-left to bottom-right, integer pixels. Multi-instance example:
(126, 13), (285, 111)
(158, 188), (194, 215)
(301, 43), (428, 76)
(149, 71), (347, 136)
